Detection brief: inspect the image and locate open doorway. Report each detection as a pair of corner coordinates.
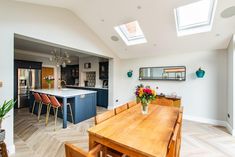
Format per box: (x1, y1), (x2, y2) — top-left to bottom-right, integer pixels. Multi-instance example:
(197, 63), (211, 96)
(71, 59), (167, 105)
(13, 34), (112, 156)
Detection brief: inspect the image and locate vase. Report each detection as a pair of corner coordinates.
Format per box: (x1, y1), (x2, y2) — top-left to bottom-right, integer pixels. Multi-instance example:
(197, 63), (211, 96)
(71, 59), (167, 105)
(196, 68), (205, 78)
(48, 83), (51, 89)
(141, 103), (149, 114)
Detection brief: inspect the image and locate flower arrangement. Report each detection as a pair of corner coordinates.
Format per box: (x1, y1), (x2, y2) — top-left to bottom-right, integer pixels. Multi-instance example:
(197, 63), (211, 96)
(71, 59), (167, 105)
(135, 84), (157, 114)
(44, 75), (54, 89)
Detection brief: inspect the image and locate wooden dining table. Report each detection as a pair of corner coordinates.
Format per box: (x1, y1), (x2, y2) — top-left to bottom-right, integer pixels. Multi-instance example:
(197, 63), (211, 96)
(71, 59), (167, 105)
(88, 103), (180, 157)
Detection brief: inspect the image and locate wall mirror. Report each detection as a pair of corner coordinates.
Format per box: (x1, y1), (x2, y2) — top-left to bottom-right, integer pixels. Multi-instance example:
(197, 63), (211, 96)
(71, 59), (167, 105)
(139, 66), (186, 81)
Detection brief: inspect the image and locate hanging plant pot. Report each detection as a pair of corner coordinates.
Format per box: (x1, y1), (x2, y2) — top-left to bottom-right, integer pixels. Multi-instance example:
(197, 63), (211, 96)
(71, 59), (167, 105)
(196, 68), (205, 78)
(127, 70), (133, 78)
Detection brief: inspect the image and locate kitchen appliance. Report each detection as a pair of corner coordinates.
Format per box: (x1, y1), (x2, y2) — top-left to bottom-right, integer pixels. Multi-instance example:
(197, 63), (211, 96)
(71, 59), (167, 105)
(17, 69), (41, 108)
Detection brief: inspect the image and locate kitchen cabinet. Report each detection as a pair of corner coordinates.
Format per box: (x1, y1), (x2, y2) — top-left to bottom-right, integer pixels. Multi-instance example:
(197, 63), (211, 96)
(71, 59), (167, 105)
(99, 62), (108, 80)
(61, 65), (79, 85)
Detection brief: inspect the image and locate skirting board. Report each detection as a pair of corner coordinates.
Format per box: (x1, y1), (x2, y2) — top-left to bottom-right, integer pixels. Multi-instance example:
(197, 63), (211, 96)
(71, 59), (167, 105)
(8, 144), (15, 155)
(183, 114), (234, 136)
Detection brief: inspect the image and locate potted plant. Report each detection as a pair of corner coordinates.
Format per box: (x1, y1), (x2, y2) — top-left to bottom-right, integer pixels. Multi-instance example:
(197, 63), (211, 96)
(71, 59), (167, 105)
(0, 100), (15, 141)
(135, 85), (157, 114)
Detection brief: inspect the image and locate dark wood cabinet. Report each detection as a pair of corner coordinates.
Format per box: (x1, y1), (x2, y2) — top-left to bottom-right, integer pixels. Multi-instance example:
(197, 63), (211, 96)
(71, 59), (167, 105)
(99, 62), (108, 80)
(61, 65), (79, 85)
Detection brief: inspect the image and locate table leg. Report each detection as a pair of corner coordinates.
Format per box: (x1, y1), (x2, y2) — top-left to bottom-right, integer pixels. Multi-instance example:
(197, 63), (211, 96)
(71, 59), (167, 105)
(63, 97), (67, 128)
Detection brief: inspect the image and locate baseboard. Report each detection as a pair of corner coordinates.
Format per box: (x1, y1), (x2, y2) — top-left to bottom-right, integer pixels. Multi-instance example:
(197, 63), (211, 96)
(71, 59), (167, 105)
(8, 144), (15, 155)
(225, 122), (235, 136)
(183, 114), (227, 126)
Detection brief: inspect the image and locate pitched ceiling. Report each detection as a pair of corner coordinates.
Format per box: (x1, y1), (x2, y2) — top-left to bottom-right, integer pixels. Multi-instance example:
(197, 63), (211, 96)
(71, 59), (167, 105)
(15, 0), (235, 59)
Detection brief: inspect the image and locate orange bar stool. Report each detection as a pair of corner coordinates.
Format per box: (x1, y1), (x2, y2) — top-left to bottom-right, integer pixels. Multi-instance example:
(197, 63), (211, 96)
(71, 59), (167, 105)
(49, 96), (74, 131)
(32, 93), (42, 115)
(40, 94), (51, 125)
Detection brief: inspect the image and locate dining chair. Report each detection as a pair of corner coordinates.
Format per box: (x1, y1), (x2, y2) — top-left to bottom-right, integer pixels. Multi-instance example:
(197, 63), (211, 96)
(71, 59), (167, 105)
(65, 143), (102, 157)
(167, 123), (180, 157)
(32, 93), (42, 115)
(127, 101), (137, 109)
(49, 96), (74, 131)
(176, 107), (183, 157)
(114, 104), (128, 115)
(95, 110), (115, 125)
(0, 142), (8, 157)
(39, 94), (51, 123)
(156, 98), (174, 107)
(95, 110), (125, 157)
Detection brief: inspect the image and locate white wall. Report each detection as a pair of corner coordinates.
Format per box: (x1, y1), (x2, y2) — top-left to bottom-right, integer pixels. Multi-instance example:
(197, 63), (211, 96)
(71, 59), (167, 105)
(113, 50), (227, 123)
(227, 35), (235, 134)
(0, 0), (116, 153)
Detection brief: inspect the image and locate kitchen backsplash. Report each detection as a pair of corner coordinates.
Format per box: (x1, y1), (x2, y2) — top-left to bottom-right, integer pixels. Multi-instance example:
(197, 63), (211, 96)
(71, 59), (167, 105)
(86, 72), (96, 87)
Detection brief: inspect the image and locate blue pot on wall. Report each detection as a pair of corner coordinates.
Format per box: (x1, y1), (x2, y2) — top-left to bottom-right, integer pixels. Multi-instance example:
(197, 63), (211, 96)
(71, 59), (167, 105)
(127, 70), (133, 78)
(196, 68), (205, 78)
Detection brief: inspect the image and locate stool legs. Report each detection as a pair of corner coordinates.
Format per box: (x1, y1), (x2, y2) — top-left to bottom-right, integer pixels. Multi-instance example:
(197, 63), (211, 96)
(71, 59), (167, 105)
(37, 102), (42, 121)
(31, 100), (36, 115)
(54, 107), (59, 131)
(45, 104), (51, 126)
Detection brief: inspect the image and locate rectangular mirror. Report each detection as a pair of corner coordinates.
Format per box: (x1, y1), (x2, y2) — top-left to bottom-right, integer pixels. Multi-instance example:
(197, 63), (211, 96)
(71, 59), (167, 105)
(139, 66), (186, 81)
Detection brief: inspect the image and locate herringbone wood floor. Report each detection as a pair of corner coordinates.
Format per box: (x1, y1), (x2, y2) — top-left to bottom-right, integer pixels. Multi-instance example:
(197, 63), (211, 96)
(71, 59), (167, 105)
(11, 108), (235, 157)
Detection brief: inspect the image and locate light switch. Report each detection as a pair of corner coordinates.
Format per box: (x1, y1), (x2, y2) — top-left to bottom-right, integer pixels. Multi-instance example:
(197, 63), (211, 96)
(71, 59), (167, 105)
(0, 81), (2, 88)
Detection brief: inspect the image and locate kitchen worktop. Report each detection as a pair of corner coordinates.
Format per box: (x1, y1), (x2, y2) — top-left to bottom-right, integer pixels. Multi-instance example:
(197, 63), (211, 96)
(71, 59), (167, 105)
(31, 88), (97, 98)
(66, 85), (108, 90)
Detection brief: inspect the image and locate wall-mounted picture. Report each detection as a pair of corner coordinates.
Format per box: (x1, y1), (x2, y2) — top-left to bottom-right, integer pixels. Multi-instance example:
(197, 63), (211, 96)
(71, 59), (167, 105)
(84, 63), (91, 69)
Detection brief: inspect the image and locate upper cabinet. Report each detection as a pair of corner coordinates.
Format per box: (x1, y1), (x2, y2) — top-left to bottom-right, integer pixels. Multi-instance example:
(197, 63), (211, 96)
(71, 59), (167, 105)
(61, 65), (79, 85)
(99, 62), (108, 80)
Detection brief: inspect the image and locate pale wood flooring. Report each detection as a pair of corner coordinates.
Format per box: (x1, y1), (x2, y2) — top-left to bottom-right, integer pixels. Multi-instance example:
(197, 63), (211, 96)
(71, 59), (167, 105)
(11, 108), (235, 157)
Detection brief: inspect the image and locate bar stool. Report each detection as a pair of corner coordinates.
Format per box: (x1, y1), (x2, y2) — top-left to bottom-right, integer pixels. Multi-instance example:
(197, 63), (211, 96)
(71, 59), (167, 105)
(32, 93), (42, 115)
(49, 96), (74, 131)
(40, 94), (51, 125)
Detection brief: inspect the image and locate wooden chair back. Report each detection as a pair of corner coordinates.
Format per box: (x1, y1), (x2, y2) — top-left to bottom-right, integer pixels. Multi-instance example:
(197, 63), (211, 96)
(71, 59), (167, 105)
(127, 101), (137, 109)
(65, 143), (102, 157)
(156, 98), (174, 107)
(95, 110), (115, 125)
(114, 104), (128, 115)
(167, 123), (180, 157)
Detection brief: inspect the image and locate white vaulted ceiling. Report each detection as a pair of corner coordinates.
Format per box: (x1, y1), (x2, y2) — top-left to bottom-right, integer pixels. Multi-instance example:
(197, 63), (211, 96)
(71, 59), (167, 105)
(15, 0), (235, 58)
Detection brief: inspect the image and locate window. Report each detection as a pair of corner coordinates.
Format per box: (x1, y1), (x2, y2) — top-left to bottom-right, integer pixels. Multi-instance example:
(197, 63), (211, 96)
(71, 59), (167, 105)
(174, 0), (217, 36)
(114, 21), (147, 46)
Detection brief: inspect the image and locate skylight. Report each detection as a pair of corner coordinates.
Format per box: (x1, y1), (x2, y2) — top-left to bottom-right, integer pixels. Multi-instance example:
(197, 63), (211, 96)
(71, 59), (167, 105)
(174, 0), (217, 36)
(114, 21), (147, 46)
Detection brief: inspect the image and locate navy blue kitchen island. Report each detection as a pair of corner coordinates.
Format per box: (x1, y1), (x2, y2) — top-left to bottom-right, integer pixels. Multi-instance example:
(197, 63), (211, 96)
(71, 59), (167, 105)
(30, 88), (97, 128)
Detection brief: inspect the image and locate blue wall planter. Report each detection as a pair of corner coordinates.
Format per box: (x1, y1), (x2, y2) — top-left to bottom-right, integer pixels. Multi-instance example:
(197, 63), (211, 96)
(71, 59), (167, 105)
(127, 70), (133, 78)
(196, 68), (205, 78)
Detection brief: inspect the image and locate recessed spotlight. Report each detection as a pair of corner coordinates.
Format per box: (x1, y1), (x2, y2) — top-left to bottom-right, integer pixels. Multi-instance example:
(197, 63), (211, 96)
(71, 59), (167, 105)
(153, 44), (157, 47)
(101, 19), (105, 22)
(216, 33), (220, 37)
(111, 36), (119, 41)
(221, 6), (235, 18)
(137, 5), (142, 10)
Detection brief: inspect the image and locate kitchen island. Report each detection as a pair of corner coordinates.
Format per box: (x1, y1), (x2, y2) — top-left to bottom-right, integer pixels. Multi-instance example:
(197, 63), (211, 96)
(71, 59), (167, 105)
(30, 88), (97, 128)
(66, 85), (108, 108)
